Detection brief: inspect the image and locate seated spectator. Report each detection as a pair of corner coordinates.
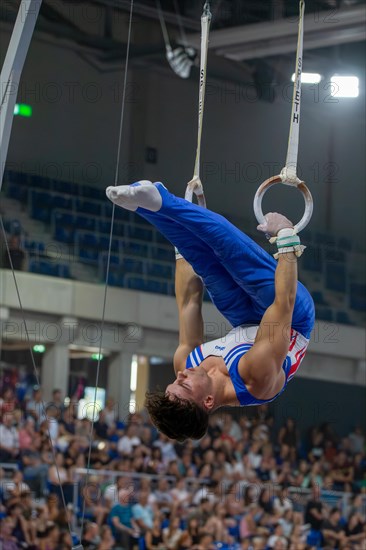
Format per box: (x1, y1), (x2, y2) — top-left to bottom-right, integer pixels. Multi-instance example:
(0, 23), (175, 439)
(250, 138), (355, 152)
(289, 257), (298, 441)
(109, 488), (140, 549)
(267, 524), (288, 549)
(273, 486), (293, 516)
(8, 502), (32, 548)
(170, 478), (191, 507)
(132, 490), (155, 533)
(345, 512), (365, 547)
(304, 485), (324, 532)
(322, 507), (347, 548)
(103, 476), (132, 510)
(2, 235), (26, 271)
(118, 423), (141, 456)
(98, 525), (115, 550)
(191, 532), (215, 550)
(278, 418), (299, 457)
(0, 517), (19, 550)
(18, 416), (36, 449)
(163, 515), (183, 549)
(0, 413), (19, 461)
(45, 494), (61, 522)
(145, 517), (165, 550)
(258, 487), (274, 515)
(48, 452), (74, 504)
(26, 385), (46, 425)
(3, 470), (30, 502)
(332, 451), (355, 492)
(81, 521), (100, 550)
(278, 509), (295, 538)
(0, 387), (18, 418)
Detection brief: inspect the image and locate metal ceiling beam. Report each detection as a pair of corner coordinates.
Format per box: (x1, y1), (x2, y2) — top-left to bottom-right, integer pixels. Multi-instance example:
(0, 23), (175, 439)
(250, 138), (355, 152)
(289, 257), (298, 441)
(188, 5), (366, 60)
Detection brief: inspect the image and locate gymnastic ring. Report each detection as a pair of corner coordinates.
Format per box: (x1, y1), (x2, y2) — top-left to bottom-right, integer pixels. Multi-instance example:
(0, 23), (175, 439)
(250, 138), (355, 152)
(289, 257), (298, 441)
(253, 174), (313, 234)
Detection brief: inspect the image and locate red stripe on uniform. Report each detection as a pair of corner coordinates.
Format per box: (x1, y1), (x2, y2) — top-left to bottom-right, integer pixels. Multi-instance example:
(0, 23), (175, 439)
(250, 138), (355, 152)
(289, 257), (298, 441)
(289, 331), (298, 352)
(288, 346), (307, 379)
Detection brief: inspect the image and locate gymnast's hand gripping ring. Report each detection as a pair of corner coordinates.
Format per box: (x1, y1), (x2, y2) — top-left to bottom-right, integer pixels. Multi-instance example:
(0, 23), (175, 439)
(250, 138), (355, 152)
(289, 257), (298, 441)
(253, 174), (313, 234)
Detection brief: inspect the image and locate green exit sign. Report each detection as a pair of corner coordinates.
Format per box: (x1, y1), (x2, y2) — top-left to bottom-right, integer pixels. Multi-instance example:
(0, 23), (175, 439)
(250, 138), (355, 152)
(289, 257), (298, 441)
(14, 103), (32, 117)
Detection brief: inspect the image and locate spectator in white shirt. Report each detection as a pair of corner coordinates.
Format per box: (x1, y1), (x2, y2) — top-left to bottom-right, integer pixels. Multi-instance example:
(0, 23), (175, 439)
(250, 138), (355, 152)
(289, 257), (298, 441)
(0, 414), (20, 461)
(117, 424), (141, 456)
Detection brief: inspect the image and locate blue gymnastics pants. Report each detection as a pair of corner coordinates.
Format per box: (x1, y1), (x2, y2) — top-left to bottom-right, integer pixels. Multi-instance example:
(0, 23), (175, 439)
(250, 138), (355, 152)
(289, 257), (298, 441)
(133, 182), (315, 339)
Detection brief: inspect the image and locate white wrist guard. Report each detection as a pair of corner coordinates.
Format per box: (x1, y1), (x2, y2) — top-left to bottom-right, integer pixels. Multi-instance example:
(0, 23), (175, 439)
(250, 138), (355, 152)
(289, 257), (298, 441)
(174, 247), (183, 261)
(270, 228), (306, 259)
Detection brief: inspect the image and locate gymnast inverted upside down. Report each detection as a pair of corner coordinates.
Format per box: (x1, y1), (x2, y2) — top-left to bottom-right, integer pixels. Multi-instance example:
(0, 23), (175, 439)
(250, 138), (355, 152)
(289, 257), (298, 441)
(106, 181), (315, 442)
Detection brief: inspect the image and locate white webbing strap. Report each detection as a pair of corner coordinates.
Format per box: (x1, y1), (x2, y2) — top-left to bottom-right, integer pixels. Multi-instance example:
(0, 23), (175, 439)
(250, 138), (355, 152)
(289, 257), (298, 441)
(185, 2), (211, 207)
(280, 0), (305, 186)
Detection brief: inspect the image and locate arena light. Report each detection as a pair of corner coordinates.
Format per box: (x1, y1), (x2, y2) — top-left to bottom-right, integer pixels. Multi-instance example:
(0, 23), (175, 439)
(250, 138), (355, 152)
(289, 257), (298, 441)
(33, 344), (45, 353)
(330, 75), (359, 98)
(291, 72), (321, 84)
(14, 103), (32, 117)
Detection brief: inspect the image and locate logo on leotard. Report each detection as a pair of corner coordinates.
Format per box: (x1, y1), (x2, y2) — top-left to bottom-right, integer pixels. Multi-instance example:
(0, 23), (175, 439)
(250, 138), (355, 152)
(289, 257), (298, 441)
(215, 345), (225, 351)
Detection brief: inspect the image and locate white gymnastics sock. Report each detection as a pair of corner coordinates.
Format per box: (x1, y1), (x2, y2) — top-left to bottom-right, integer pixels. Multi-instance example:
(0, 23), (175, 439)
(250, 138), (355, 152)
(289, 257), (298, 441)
(106, 181), (162, 212)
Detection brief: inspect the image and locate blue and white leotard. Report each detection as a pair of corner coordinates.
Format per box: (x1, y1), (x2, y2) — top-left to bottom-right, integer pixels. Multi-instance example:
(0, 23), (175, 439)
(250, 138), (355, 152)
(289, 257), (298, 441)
(186, 325), (309, 406)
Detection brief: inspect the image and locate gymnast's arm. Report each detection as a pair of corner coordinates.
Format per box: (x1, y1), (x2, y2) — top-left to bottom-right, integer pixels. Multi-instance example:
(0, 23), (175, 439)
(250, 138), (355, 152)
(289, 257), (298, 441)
(173, 258), (204, 374)
(239, 253), (298, 399)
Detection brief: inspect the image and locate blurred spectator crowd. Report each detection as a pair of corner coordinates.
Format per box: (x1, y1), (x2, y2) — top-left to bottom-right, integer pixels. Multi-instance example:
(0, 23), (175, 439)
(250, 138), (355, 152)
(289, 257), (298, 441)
(0, 383), (365, 550)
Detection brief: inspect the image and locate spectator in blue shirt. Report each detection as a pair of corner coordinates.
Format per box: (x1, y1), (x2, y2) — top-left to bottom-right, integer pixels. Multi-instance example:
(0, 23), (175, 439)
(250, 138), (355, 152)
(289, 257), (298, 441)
(109, 488), (140, 549)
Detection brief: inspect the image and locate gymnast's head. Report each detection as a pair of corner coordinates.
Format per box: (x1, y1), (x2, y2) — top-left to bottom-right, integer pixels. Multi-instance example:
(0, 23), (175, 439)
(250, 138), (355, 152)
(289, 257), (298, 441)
(145, 368), (214, 442)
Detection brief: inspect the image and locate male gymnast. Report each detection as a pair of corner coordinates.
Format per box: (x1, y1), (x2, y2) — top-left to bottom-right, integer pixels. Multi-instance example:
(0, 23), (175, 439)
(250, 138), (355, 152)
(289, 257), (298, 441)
(106, 181), (315, 441)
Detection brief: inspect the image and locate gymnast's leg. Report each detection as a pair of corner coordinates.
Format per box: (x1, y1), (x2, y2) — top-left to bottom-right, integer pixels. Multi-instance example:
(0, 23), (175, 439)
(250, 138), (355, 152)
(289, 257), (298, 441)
(106, 181), (314, 337)
(113, 183), (256, 327)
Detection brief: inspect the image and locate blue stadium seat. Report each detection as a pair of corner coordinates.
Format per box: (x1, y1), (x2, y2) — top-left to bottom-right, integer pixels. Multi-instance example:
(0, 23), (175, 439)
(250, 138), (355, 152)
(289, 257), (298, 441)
(325, 263), (347, 293)
(128, 226), (153, 241)
(303, 248), (323, 273)
(147, 263), (172, 279)
(123, 258), (144, 274)
(98, 220), (111, 234)
(107, 272), (124, 287)
(316, 306), (334, 322)
(336, 311), (353, 325)
(127, 277), (146, 291)
(79, 248), (98, 263)
(54, 226), (75, 244)
(76, 199), (101, 216)
(7, 182), (28, 202)
(124, 242), (149, 257)
(76, 215), (95, 231)
(153, 246), (172, 262)
(29, 260), (59, 277)
(311, 291), (328, 305)
(79, 233), (98, 247)
(99, 236), (119, 252)
(145, 279), (168, 294)
(54, 211), (75, 226)
(350, 284), (366, 312)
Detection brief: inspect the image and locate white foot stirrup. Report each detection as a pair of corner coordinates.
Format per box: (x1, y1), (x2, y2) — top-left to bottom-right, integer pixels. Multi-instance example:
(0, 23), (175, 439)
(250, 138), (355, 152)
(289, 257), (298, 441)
(253, 174), (313, 235)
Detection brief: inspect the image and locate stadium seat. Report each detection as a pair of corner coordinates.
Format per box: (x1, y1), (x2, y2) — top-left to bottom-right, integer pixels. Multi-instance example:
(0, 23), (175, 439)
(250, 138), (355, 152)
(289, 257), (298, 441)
(303, 247), (323, 273)
(315, 306), (334, 322)
(325, 263), (347, 293)
(350, 283), (366, 312)
(311, 291), (328, 305)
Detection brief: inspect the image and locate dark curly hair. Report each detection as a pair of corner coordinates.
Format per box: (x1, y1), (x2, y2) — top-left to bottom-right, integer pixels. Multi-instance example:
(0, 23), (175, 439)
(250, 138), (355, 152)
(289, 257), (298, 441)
(145, 390), (209, 442)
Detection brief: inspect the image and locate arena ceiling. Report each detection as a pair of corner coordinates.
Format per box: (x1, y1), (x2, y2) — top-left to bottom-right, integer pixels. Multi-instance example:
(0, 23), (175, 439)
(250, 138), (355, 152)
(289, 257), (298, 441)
(1, 0), (365, 89)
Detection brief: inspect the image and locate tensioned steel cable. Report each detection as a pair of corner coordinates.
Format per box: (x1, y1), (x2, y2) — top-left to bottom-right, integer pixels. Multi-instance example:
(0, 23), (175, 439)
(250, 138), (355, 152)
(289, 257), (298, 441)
(78, 0), (135, 545)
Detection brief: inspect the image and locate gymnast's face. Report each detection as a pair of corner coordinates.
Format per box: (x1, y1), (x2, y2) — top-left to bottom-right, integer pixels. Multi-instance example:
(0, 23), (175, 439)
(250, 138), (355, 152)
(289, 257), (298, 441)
(166, 368), (214, 410)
